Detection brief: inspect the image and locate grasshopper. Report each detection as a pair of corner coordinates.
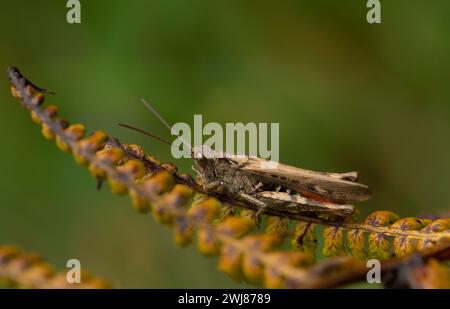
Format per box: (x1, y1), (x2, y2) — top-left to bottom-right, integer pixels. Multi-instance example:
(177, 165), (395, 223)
(121, 99), (372, 226)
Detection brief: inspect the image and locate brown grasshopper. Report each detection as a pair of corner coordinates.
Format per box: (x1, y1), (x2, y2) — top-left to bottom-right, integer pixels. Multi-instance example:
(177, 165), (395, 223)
(121, 99), (372, 226)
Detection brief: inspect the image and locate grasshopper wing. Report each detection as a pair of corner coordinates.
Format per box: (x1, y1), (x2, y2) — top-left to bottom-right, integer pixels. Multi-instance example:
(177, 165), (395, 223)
(229, 156), (372, 203)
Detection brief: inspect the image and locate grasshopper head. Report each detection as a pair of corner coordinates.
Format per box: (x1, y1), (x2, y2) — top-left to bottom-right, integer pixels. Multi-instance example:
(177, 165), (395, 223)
(192, 145), (223, 184)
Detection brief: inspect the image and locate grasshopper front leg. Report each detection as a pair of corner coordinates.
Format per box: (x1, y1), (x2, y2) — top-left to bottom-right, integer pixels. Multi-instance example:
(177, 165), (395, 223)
(204, 181), (268, 227)
(203, 180), (224, 192)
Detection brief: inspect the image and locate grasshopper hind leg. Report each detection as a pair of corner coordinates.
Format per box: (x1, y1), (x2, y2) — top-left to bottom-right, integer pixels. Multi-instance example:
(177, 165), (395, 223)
(238, 192), (269, 228)
(257, 191), (355, 218)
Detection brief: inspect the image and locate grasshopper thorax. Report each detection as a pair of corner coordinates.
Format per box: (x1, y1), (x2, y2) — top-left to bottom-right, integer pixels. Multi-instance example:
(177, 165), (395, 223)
(192, 145), (260, 197)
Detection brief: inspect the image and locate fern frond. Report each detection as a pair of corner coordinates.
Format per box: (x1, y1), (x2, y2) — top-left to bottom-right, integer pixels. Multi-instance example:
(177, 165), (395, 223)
(292, 211), (449, 260)
(0, 245), (110, 288)
(8, 68), (450, 288)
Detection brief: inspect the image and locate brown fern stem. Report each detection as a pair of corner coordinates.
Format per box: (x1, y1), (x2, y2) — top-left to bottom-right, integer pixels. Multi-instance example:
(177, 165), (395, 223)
(292, 216), (449, 240)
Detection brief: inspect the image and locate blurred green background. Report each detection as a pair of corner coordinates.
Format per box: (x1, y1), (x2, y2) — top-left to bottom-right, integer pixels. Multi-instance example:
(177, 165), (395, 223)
(1, 0), (449, 288)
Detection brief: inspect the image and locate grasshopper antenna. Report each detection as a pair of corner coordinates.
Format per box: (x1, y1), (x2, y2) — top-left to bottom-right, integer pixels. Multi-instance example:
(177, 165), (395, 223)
(118, 123), (171, 146)
(141, 98), (193, 153)
(141, 98), (173, 132)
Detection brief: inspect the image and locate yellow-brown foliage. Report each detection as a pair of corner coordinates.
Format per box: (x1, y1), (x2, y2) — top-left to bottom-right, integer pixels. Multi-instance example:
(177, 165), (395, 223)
(4, 68), (450, 289)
